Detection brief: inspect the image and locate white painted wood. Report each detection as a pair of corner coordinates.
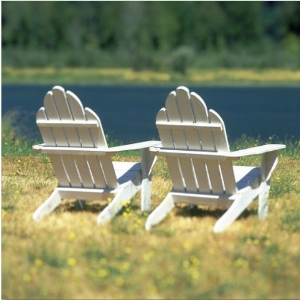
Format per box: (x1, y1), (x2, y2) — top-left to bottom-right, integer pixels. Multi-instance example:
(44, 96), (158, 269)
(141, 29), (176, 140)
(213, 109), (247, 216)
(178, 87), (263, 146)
(36, 108), (56, 146)
(192, 158), (211, 193)
(171, 192), (234, 208)
(146, 86), (286, 232)
(209, 109), (229, 152)
(206, 160), (224, 193)
(191, 92), (213, 151)
(258, 181), (270, 219)
(85, 107), (107, 147)
(67, 91), (96, 147)
(44, 91), (68, 146)
(33, 189), (62, 221)
(73, 155), (95, 188)
(156, 105), (184, 190)
(53, 86), (81, 147)
(213, 185), (260, 233)
(145, 194), (175, 231)
(48, 154), (70, 186)
(36, 120), (99, 127)
(86, 156), (107, 188)
(33, 86), (160, 223)
(219, 160), (237, 194)
(140, 148), (157, 211)
(156, 122), (222, 132)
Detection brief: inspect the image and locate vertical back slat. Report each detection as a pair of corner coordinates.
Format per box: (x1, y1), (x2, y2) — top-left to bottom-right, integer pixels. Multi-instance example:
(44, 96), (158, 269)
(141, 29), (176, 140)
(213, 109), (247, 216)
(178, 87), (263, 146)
(166, 158), (185, 191)
(74, 156), (95, 188)
(36, 108), (55, 146)
(219, 160), (237, 194)
(166, 92), (186, 148)
(166, 89), (195, 191)
(156, 106), (185, 191)
(86, 156), (107, 188)
(192, 158), (211, 193)
(44, 92), (68, 146)
(99, 156), (118, 188)
(85, 108), (107, 147)
(52, 87), (81, 147)
(61, 155), (82, 187)
(209, 110), (230, 152)
(179, 158), (198, 192)
(177, 87), (201, 151)
(191, 92), (215, 151)
(66, 91), (95, 147)
(48, 154), (70, 187)
(176, 88), (198, 192)
(156, 109), (174, 147)
(206, 160), (224, 194)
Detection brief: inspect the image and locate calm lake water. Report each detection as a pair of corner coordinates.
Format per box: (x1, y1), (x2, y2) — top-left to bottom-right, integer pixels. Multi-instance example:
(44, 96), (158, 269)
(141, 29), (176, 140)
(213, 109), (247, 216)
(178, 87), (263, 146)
(2, 84), (300, 144)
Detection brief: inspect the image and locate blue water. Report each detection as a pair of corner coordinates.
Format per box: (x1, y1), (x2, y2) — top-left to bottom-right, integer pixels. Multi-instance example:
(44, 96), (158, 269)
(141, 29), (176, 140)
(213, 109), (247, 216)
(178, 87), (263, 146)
(2, 84), (300, 144)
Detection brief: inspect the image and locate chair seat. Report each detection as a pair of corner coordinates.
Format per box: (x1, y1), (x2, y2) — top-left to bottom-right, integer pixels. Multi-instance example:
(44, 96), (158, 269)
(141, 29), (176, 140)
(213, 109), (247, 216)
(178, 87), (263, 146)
(113, 162), (141, 185)
(234, 166), (260, 191)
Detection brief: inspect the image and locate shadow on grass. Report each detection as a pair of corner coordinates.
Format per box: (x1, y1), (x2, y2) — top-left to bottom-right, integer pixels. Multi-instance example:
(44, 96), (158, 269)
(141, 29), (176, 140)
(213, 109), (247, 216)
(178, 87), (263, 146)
(58, 200), (109, 214)
(175, 204), (257, 221)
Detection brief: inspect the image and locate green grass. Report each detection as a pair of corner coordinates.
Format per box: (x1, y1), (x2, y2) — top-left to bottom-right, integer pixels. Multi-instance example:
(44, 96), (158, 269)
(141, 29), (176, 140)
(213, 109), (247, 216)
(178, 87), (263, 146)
(2, 117), (300, 298)
(2, 67), (300, 86)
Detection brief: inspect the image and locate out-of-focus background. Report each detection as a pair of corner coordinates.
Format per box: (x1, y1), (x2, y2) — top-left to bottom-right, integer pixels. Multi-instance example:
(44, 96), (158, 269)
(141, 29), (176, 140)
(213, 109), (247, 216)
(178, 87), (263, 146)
(2, 1), (300, 71)
(2, 1), (300, 146)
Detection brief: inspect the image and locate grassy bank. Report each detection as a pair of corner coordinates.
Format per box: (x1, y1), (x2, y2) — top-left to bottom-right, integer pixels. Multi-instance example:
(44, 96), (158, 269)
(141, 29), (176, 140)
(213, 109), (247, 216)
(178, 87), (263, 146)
(2, 152), (300, 299)
(2, 67), (300, 86)
(2, 118), (300, 298)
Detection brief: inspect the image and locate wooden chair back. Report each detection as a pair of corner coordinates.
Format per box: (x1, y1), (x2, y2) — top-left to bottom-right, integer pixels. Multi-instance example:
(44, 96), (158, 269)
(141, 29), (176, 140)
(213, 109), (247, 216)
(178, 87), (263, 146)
(156, 86), (237, 195)
(36, 86), (118, 189)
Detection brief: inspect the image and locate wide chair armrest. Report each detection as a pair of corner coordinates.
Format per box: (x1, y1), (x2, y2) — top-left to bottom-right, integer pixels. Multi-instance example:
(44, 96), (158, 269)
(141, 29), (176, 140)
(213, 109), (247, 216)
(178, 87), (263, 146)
(150, 143), (285, 182)
(230, 144), (286, 182)
(33, 140), (161, 156)
(107, 141), (161, 153)
(228, 144), (286, 158)
(150, 144), (285, 160)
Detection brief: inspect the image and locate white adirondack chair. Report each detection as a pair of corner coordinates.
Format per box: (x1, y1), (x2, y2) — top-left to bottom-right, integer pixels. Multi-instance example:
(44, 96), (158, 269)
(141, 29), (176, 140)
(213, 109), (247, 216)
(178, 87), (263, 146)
(32, 86), (159, 223)
(145, 86), (286, 233)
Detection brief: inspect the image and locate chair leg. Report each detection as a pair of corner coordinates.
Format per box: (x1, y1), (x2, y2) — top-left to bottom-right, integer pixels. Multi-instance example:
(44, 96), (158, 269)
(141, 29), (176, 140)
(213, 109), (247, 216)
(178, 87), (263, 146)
(97, 182), (139, 224)
(33, 189), (62, 221)
(145, 194), (175, 231)
(75, 200), (87, 210)
(258, 181), (270, 220)
(141, 148), (157, 212)
(213, 187), (260, 233)
(141, 178), (152, 212)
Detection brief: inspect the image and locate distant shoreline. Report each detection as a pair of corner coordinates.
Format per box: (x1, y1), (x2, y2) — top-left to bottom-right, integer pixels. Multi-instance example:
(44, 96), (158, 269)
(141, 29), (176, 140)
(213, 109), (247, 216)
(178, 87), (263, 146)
(2, 67), (300, 86)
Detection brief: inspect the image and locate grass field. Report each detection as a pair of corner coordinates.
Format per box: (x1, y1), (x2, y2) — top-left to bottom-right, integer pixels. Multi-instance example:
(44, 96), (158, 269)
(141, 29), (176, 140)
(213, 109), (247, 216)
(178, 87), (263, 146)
(2, 67), (300, 85)
(2, 122), (300, 298)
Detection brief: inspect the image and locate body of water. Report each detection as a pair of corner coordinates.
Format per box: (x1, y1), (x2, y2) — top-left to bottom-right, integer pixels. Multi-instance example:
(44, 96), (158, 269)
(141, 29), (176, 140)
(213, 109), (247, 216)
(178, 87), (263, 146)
(2, 84), (300, 144)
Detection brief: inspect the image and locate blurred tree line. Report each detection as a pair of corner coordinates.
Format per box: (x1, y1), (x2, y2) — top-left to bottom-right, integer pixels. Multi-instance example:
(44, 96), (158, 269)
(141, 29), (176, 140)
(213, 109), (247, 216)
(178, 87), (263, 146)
(2, 1), (300, 72)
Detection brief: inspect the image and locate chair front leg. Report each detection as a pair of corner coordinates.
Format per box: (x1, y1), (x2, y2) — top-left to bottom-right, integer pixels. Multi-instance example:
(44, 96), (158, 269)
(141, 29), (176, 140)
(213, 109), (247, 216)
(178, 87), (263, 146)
(141, 148), (157, 212)
(33, 189), (62, 221)
(97, 181), (139, 224)
(145, 194), (175, 230)
(258, 180), (270, 220)
(213, 186), (260, 233)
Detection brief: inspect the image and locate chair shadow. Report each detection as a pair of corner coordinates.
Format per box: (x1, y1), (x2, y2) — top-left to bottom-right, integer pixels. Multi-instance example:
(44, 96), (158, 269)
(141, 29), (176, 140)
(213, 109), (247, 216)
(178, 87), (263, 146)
(58, 199), (109, 214)
(175, 204), (257, 221)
